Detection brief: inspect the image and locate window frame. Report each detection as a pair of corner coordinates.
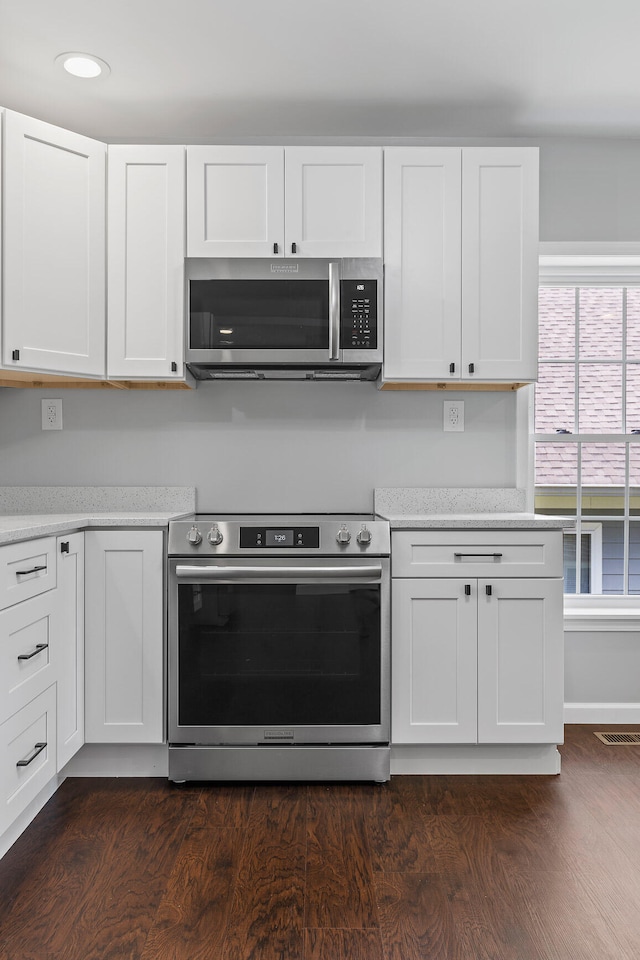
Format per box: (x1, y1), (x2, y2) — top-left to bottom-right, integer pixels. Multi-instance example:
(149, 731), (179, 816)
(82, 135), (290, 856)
(537, 244), (640, 613)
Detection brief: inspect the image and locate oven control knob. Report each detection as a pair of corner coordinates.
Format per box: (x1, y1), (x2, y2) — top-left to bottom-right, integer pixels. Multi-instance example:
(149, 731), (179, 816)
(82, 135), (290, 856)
(186, 525), (202, 546)
(357, 525), (372, 546)
(207, 523), (223, 546)
(336, 524), (351, 544)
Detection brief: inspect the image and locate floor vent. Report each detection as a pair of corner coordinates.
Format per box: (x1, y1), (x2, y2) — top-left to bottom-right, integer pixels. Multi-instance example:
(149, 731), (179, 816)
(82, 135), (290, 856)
(594, 732), (640, 745)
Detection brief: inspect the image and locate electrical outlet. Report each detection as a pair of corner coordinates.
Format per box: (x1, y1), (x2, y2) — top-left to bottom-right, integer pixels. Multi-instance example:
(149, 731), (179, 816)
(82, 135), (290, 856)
(443, 399), (464, 432)
(42, 398), (63, 431)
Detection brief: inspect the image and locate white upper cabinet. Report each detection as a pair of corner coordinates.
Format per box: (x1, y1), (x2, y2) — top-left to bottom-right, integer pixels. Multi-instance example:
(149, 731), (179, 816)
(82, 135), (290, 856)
(2, 111), (106, 377)
(283, 147), (382, 258)
(383, 148), (462, 380)
(187, 146), (284, 258)
(187, 146), (382, 258)
(383, 146), (539, 384)
(107, 145), (186, 379)
(461, 148), (539, 382)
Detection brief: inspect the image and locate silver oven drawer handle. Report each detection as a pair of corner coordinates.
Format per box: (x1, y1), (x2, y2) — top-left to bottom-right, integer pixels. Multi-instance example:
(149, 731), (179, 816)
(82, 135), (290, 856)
(175, 564), (382, 581)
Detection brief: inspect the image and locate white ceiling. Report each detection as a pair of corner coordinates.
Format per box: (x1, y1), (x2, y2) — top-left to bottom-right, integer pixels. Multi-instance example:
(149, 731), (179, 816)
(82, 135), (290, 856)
(1, 0), (640, 143)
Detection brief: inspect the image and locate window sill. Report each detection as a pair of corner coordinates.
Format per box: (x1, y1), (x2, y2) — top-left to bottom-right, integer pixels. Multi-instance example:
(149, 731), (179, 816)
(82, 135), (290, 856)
(564, 597), (640, 632)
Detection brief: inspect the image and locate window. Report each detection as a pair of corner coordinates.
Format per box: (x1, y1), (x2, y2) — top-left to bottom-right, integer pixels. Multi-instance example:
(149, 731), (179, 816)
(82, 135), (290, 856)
(535, 283), (640, 595)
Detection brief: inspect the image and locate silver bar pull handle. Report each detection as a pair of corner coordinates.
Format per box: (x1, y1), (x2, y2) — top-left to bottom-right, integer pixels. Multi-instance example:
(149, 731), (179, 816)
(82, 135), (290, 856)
(328, 260), (341, 361)
(175, 564), (382, 582)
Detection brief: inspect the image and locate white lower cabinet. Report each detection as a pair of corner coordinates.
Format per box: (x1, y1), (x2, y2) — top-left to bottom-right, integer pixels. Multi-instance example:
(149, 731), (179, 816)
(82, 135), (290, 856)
(85, 530), (164, 743)
(0, 684), (57, 837)
(0, 535), (59, 840)
(56, 533), (84, 769)
(391, 531), (564, 746)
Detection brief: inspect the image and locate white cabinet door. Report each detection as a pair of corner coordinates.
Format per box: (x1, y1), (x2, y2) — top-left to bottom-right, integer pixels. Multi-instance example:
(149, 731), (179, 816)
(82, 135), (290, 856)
(392, 578), (477, 744)
(461, 148), (539, 382)
(56, 533), (84, 769)
(383, 148), (462, 380)
(187, 146), (284, 257)
(85, 530), (164, 743)
(477, 578), (564, 744)
(382, 146), (538, 385)
(107, 145), (185, 379)
(2, 111), (106, 376)
(284, 147), (382, 258)
(186, 146), (382, 259)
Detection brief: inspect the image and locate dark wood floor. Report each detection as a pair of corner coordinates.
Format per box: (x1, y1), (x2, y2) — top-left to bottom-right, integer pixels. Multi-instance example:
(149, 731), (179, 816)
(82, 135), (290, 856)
(1, 726), (640, 959)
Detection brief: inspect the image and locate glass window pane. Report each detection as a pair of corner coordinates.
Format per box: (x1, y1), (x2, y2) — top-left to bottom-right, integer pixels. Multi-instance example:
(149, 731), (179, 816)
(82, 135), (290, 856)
(582, 443), (626, 516)
(629, 523), (640, 594)
(579, 364), (622, 432)
(629, 444), (640, 515)
(563, 533), (591, 594)
(538, 287), (575, 360)
(535, 363), (575, 433)
(601, 520), (623, 594)
(579, 287), (623, 360)
(627, 288), (640, 360)
(535, 442), (577, 515)
(626, 365), (640, 433)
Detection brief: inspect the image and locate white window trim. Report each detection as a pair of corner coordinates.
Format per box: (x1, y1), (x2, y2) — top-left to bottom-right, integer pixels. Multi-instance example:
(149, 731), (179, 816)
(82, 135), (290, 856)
(538, 244), (640, 623)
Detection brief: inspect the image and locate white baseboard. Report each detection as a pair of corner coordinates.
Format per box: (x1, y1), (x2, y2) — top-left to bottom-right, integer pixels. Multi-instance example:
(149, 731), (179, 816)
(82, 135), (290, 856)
(61, 743), (169, 777)
(391, 743), (561, 775)
(564, 702), (640, 723)
(0, 775), (63, 861)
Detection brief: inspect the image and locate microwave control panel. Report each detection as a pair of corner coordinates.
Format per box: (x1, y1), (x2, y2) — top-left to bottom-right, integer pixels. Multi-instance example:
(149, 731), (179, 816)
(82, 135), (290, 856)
(340, 279), (377, 350)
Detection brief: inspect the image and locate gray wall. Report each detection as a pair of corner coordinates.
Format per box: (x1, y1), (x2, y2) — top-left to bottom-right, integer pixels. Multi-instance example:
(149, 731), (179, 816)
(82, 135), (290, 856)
(0, 384), (517, 511)
(539, 138), (640, 241)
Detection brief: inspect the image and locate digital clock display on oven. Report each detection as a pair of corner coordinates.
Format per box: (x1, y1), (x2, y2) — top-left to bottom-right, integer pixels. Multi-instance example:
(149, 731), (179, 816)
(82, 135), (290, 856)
(266, 529), (293, 547)
(239, 526), (321, 548)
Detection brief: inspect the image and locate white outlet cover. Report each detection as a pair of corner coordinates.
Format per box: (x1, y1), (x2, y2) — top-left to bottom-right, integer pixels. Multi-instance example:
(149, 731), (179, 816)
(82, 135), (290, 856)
(443, 399), (464, 432)
(42, 398), (63, 431)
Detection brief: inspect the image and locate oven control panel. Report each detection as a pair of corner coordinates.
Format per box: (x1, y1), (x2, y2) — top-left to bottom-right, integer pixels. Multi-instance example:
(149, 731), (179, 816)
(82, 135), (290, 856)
(168, 516), (390, 557)
(239, 527), (320, 548)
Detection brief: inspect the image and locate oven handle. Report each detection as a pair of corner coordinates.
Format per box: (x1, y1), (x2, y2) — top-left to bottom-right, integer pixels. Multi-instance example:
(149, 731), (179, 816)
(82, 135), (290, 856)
(175, 563), (383, 582)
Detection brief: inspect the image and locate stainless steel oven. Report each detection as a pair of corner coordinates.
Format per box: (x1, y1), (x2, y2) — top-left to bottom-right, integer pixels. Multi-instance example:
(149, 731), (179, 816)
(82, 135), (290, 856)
(168, 515), (390, 782)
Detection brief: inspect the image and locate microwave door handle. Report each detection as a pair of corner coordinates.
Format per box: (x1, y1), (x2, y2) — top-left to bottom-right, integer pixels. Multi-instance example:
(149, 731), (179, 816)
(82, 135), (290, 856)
(328, 261), (341, 361)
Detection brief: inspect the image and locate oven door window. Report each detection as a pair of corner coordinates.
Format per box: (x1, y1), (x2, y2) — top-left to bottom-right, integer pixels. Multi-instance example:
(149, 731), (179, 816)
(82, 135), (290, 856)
(189, 280), (329, 350)
(177, 582), (381, 726)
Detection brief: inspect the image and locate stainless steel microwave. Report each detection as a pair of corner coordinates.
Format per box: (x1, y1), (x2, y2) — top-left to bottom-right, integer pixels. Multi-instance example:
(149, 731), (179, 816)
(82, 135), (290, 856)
(185, 258), (383, 381)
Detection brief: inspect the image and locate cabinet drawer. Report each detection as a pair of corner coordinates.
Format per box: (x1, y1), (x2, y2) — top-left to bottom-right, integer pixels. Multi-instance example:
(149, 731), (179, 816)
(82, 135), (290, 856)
(0, 537), (56, 611)
(392, 530), (563, 578)
(0, 591), (57, 724)
(0, 685), (57, 837)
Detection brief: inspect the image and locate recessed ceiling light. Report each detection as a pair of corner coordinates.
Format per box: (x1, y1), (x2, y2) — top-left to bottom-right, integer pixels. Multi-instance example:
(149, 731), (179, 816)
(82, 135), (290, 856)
(55, 52), (111, 79)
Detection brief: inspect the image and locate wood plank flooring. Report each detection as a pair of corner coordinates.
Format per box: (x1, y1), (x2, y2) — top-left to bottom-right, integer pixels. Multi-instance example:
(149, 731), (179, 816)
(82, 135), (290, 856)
(1, 725), (640, 960)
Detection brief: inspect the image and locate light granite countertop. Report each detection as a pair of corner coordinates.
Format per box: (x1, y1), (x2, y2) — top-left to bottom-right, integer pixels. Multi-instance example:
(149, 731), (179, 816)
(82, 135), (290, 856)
(376, 510), (574, 530)
(0, 511), (194, 546)
(374, 487), (574, 531)
(0, 486), (196, 546)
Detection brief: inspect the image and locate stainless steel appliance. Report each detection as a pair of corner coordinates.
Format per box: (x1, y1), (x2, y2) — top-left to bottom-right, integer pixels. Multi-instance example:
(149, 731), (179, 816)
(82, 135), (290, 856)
(167, 514), (390, 782)
(185, 258), (383, 380)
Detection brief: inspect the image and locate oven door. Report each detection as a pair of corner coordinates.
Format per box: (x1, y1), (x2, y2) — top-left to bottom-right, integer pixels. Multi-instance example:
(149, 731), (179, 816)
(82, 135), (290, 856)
(168, 557), (390, 745)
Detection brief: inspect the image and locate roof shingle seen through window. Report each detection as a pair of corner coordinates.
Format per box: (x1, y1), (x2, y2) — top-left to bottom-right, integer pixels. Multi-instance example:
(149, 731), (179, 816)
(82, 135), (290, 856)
(536, 287), (640, 486)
